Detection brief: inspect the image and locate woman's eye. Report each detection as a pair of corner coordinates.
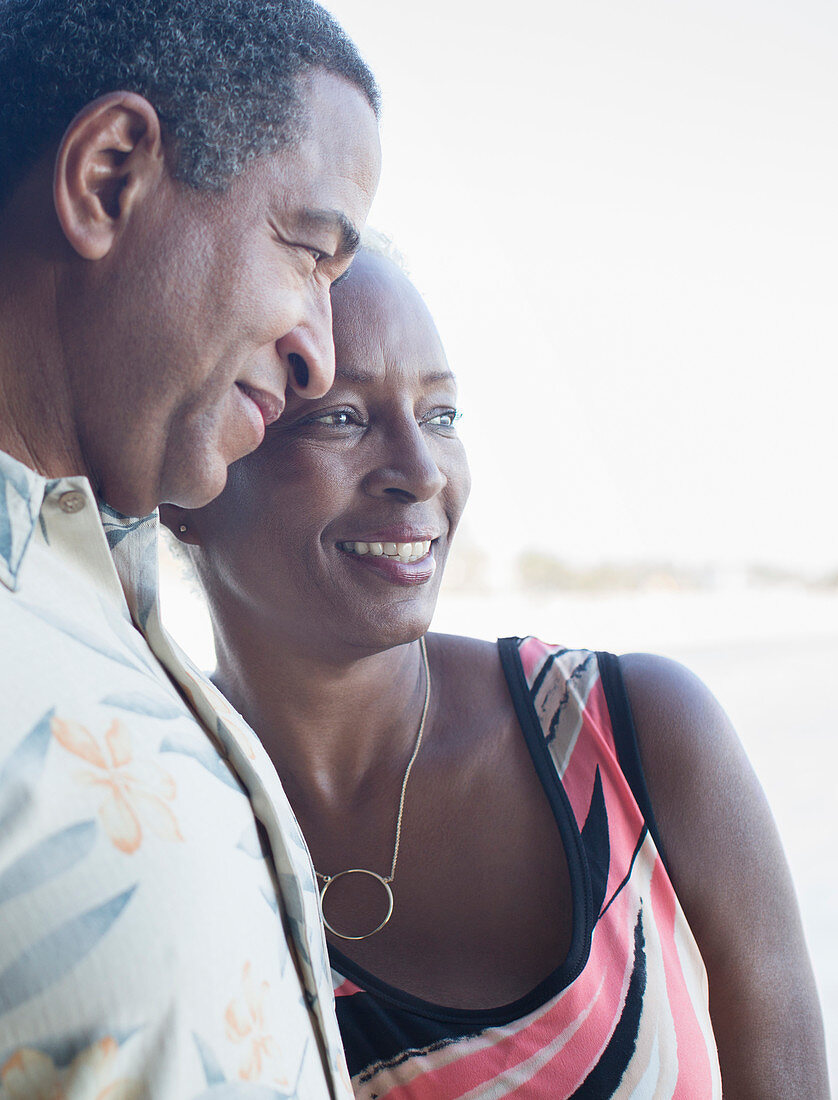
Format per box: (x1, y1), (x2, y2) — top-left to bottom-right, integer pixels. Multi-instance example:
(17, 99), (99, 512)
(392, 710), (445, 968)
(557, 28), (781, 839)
(310, 410), (358, 427)
(426, 409), (461, 428)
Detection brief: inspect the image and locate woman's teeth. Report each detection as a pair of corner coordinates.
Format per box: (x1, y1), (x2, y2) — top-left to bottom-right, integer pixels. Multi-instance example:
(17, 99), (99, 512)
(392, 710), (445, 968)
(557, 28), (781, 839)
(340, 540), (432, 563)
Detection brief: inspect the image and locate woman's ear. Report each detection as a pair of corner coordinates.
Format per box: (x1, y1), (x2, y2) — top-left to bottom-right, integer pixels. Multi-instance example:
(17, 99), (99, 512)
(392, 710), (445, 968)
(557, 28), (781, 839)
(53, 91), (165, 260)
(160, 503), (202, 546)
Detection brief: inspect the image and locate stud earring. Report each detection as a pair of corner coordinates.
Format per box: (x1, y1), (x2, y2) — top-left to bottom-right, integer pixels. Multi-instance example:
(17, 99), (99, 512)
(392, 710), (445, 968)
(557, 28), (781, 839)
(178, 524), (188, 534)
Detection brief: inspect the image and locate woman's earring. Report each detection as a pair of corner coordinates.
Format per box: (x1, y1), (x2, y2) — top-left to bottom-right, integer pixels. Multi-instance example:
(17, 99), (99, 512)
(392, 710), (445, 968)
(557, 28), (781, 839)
(178, 524), (188, 534)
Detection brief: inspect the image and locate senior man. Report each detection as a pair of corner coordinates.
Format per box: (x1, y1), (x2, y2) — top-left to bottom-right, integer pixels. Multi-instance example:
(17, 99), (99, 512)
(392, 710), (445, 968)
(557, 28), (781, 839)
(0, 0), (380, 1095)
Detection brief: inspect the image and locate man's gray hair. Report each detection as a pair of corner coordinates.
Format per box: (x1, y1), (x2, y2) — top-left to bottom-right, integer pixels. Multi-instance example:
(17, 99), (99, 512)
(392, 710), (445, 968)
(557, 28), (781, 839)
(0, 0), (379, 208)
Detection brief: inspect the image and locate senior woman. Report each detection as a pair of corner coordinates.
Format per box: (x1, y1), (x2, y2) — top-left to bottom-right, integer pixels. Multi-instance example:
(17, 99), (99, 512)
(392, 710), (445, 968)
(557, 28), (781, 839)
(162, 249), (828, 1098)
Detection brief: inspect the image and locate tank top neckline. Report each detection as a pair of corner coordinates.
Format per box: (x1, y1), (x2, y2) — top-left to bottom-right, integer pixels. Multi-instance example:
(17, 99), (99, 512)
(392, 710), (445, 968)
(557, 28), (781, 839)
(326, 636), (595, 1027)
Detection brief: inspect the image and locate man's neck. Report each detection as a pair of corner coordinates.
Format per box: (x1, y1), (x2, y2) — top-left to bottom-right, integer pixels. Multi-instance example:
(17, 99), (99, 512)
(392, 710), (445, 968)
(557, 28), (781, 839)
(0, 164), (94, 482)
(0, 256), (90, 482)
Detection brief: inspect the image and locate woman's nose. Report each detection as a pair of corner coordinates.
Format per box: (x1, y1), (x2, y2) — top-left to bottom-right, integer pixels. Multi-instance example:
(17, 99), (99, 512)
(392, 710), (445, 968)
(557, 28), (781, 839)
(363, 425), (447, 502)
(275, 286), (336, 399)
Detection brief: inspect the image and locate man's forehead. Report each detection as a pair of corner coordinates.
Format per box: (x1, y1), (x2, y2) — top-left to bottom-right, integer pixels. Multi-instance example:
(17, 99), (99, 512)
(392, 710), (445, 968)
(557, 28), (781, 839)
(270, 72), (380, 232)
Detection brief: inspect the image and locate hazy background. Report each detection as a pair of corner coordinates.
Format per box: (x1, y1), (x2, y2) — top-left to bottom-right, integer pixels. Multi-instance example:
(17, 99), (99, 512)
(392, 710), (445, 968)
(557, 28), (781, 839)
(321, 0), (838, 581)
(162, 0), (837, 1081)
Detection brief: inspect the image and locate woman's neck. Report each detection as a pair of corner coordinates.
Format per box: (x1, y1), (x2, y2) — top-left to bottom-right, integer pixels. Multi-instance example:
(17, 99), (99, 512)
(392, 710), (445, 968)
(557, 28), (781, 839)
(212, 619), (431, 809)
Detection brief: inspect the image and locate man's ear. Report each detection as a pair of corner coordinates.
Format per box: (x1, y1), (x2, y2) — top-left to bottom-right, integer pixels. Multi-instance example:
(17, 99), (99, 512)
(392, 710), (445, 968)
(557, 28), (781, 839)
(159, 503), (203, 546)
(53, 91), (165, 260)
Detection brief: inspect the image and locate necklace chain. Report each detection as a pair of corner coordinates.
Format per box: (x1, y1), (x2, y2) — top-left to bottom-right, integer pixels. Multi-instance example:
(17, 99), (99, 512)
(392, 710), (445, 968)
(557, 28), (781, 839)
(383, 634), (431, 882)
(314, 636), (431, 939)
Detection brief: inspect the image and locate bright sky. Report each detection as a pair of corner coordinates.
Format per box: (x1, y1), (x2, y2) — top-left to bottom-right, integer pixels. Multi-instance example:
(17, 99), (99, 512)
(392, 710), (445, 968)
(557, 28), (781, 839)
(323, 0), (838, 574)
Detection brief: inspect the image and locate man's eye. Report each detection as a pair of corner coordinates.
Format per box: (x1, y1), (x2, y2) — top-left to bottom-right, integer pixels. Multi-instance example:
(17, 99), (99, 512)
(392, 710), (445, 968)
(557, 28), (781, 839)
(272, 227), (329, 265)
(426, 409), (461, 428)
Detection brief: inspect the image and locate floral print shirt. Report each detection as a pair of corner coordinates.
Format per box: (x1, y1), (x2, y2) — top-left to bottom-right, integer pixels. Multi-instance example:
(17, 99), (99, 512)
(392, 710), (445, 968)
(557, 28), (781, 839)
(0, 450), (352, 1100)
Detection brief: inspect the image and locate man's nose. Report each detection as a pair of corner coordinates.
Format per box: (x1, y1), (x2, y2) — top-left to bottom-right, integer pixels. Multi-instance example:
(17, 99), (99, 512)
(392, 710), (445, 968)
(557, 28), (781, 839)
(275, 284), (336, 399)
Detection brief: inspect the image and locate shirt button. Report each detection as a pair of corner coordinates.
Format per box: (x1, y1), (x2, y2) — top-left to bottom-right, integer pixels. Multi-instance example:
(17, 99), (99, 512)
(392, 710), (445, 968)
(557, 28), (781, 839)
(58, 490), (86, 514)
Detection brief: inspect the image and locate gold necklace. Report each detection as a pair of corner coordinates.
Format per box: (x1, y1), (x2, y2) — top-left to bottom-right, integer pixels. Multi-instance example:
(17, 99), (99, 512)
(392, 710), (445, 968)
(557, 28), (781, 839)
(315, 636), (431, 941)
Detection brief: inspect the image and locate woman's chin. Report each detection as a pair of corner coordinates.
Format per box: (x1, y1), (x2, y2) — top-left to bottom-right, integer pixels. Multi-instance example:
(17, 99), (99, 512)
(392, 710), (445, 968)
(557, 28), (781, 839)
(339, 608), (436, 657)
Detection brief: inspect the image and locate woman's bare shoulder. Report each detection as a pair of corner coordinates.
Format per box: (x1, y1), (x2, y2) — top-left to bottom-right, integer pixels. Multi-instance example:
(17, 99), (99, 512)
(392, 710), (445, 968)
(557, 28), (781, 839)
(618, 652), (829, 1096)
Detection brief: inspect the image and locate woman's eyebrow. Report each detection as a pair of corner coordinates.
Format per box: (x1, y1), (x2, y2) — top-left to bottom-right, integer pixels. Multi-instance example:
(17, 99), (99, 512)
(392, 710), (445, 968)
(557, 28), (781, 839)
(334, 366), (455, 385)
(422, 369), (457, 385)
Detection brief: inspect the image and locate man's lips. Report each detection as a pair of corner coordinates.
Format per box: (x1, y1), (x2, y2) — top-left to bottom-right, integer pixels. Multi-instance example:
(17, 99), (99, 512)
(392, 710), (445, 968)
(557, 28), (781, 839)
(236, 382), (283, 427)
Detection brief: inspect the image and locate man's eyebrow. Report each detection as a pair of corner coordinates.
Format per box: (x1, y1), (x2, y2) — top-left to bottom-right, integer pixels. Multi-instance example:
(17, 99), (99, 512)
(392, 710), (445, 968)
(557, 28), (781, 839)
(302, 207), (361, 257)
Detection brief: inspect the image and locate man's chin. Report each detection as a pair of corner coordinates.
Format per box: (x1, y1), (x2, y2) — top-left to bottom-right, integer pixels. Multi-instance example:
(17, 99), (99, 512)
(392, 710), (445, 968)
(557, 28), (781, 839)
(97, 444), (233, 516)
(158, 461), (230, 512)
(97, 480), (161, 520)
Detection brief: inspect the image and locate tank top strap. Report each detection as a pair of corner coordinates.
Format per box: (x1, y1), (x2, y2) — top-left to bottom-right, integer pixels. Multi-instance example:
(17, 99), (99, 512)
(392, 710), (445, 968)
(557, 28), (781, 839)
(499, 636), (670, 912)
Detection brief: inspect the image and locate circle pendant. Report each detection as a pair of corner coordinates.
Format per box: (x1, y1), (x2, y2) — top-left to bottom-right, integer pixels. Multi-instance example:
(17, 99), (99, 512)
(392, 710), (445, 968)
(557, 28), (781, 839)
(318, 869), (395, 941)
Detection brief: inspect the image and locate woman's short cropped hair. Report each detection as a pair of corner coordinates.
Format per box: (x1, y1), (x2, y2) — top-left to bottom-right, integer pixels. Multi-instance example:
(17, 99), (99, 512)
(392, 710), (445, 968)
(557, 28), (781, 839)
(0, 0), (379, 208)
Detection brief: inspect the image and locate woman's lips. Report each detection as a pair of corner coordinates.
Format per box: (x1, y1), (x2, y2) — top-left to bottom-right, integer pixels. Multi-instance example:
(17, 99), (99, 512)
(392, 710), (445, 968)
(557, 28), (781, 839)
(337, 539), (437, 586)
(339, 538), (431, 563)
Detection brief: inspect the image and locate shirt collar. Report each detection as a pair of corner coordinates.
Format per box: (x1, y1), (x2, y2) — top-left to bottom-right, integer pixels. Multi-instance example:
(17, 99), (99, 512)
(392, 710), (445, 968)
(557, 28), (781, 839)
(0, 449), (158, 622)
(99, 501), (160, 630)
(0, 450), (47, 591)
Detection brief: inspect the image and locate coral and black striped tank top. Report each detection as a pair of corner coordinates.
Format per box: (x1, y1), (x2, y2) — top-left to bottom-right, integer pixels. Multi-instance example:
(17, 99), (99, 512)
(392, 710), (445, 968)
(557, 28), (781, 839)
(329, 638), (722, 1098)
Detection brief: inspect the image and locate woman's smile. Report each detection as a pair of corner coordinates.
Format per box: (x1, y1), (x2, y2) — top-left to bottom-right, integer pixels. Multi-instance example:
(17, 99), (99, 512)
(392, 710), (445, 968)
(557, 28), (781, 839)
(338, 539), (432, 563)
(336, 536), (438, 586)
